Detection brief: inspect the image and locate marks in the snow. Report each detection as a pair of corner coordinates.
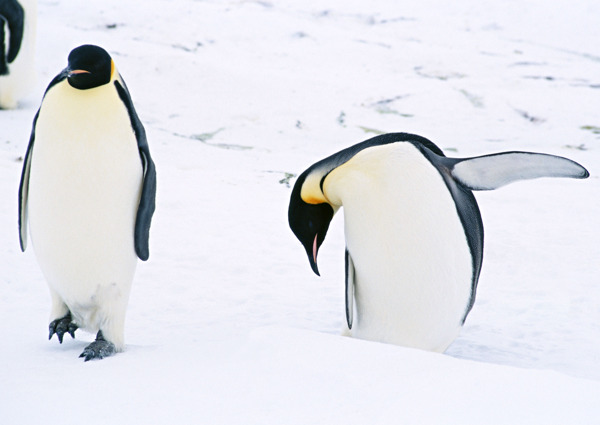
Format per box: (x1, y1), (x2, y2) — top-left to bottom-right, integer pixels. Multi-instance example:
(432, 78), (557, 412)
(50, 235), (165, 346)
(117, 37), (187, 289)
(358, 126), (385, 135)
(198, 140), (253, 151)
(160, 127), (254, 151)
(564, 143), (588, 151)
(190, 128), (225, 142)
(364, 95), (413, 117)
(353, 39), (391, 49)
(190, 129), (253, 150)
(573, 80), (600, 89)
(458, 89), (484, 108)
(522, 75), (600, 89)
(264, 171), (297, 188)
(291, 31), (310, 39)
(414, 66), (466, 81)
(510, 59), (599, 88)
(509, 61), (548, 67)
(580, 125), (600, 136)
(350, 95), (415, 134)
(172, 42), (206, 53)
(522, 75), (557, 82)
(70, 21), (124, 32)
(524, 41), (600, 63)
(313, 9), (415, 27)
(514, 108), (545, 124)
(365, 16), (416, 25)
(249, 0), (274, 8)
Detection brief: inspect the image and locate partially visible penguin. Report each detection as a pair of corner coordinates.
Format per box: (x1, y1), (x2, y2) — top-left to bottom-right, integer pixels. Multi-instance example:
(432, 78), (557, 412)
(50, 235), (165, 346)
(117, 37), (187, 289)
(18, 44), (156, 361)
(288, 133), (588, 352)
(0, 0), (36, 109)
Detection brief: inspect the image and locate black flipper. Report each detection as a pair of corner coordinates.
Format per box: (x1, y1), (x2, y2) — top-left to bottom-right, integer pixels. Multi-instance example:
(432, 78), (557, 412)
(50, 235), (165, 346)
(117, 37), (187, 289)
(18, 109), (39, 251)
(79, 331), (116, 361)
(0, 0), (25, 75)
(114, 79), (156, 261)
(345, 248), (355, 329)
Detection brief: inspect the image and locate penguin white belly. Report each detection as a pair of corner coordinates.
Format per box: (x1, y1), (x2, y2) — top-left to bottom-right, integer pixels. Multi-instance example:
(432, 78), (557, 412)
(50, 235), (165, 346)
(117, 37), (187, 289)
(27, 81), (142, 346)
(324, 143), (473, 352)
(0, 0), (37, 109)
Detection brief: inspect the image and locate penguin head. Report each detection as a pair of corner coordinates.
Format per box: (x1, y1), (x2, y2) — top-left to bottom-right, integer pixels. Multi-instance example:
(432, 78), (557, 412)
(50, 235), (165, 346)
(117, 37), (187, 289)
(66, 45), (113, 90)
(288, 171), (335, 276)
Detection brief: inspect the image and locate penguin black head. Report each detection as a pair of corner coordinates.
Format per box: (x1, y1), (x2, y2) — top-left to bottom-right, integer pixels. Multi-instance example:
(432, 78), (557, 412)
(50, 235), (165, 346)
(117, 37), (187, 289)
(288, 171), (335, 276)
(66, 45), (113, 90)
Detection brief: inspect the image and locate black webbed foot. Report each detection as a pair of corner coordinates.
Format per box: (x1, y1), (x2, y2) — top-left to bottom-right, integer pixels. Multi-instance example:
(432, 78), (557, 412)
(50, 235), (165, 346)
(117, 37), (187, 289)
(79, 331), (116, 362)
(48, 312), (78, 343)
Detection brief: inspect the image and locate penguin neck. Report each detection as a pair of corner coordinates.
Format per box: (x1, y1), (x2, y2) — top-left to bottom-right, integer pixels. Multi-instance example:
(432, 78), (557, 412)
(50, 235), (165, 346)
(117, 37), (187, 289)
(40, 78), (123, 139)
(322, 142), (425, 207)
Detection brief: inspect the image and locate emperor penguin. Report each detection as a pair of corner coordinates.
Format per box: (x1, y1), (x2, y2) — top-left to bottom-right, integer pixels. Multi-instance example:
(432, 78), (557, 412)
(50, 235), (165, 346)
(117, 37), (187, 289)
(288, 133), (588, 353)
(18, 44), (156, 361)
(0, 0), (36, 109)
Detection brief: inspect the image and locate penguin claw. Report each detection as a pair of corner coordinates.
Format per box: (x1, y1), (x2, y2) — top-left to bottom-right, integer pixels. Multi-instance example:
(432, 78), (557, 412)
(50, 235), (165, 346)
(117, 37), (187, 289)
(48, 312), (78, 343)
(79, 331), (116, 362)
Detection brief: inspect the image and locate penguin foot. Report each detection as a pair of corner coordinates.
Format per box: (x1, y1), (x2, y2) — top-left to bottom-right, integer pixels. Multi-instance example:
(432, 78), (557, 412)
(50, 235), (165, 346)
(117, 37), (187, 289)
(49, 312), (78, 343)
(79, 331), (116, 362)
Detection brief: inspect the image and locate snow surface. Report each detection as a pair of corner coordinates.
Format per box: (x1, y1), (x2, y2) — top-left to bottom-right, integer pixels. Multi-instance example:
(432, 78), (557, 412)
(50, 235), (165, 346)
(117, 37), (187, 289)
(1, 0), (600, 423)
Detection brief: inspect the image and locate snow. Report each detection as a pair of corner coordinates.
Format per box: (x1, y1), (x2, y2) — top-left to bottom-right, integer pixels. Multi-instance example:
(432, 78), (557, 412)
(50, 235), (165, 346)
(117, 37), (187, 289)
(1, 0), (599, 423)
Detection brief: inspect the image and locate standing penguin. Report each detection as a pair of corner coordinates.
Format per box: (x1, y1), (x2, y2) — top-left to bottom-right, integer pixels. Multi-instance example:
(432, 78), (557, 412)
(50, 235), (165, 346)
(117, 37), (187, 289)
(0, 0), (36, 108)
(18, 44), (156, 361)
(288, 133), (588, 352)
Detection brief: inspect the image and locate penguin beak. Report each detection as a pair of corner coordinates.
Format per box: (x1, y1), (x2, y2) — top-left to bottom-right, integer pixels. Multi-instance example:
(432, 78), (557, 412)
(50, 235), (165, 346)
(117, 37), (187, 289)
(68, 69), (91, 77)
(307, 234), (320, 276)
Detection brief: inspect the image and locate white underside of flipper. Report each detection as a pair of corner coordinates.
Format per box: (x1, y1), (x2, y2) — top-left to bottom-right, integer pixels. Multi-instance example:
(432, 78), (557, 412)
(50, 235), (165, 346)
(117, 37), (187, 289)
(451, 152), (589, 191)
(324, 143), (473, 352)
(27, 78), (142, 350)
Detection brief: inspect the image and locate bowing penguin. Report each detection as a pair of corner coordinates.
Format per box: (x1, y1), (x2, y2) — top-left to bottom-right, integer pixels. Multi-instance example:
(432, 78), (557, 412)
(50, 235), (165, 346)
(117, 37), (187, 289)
(18, 44), (156, 360)
(288, 133), (588, 352)
(0, 0), (36, 108)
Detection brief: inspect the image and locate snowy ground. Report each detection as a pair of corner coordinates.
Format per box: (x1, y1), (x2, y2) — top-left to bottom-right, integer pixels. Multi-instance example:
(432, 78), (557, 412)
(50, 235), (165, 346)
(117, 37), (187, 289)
(1, 0), (600, 423)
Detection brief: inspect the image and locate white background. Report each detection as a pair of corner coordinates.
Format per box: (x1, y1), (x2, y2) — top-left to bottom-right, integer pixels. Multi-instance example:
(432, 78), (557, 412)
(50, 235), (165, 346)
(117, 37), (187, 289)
(1, 1), (599, 423)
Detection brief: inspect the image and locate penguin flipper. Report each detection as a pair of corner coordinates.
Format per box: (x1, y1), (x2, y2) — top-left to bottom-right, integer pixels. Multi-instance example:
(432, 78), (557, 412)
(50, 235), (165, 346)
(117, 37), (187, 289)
(114, 79), (156, 261)
(345, 248), (355, 329)
(0, 0), (25, 70)
(450, 152), (589, 191)
(135, 146), (156, 261)
(18, 109), (39, 251)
